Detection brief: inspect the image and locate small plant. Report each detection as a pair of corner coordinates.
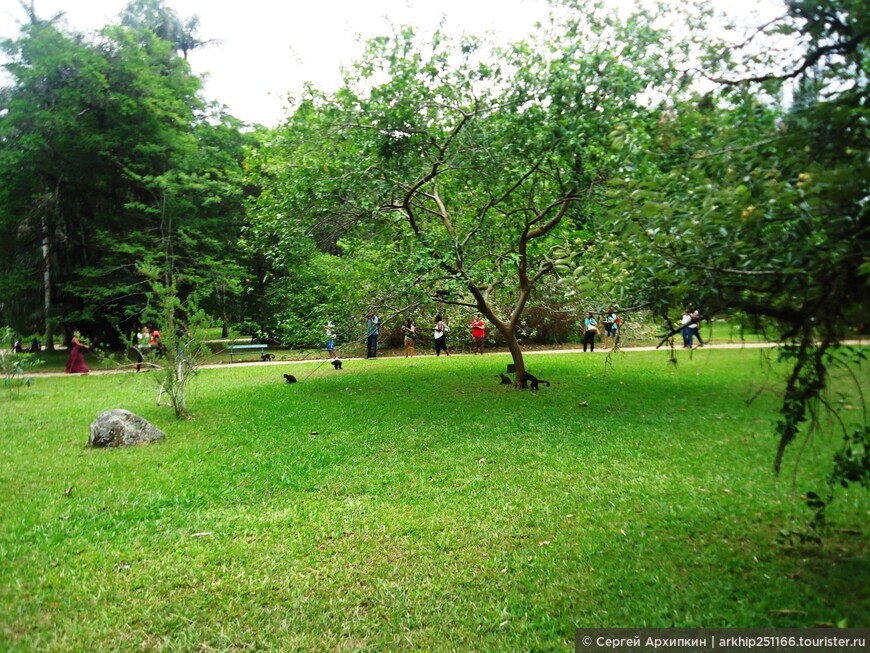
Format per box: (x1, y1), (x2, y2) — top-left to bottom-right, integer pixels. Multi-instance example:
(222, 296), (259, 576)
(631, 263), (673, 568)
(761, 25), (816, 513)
(137, 260), (212, 419)
(0, 327), (43, 396)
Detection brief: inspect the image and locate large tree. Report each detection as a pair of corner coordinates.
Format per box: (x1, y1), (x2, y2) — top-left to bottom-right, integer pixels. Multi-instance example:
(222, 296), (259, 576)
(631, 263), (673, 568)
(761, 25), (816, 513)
(248, 4), (684, 384)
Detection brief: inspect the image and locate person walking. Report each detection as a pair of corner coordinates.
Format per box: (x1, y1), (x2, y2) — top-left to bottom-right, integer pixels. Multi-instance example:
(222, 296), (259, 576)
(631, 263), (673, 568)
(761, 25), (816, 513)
(470, 314), (486, 354)
(366, 312), (380, 359)
(602, 308), (619, 349)
(65, 331), (90, 374)
(433, 314), (450, 356)
(401, 318), (417, 357)
(582, 312), (598, 352)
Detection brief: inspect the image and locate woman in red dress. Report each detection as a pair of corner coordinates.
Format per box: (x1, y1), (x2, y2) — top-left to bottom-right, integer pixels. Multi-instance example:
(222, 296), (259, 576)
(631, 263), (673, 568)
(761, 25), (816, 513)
(65, 331), (90, 374)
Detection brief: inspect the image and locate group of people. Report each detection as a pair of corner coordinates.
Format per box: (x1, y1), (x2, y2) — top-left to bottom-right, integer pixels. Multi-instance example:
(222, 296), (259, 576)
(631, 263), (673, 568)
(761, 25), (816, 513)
(11, 336), (41, 354)
(330, 312), (490, 360)
(335, 307), (713, 358)
(64, 323), (166, 375)
(582, 308), (620, 352)
(54, 304), (706, 377)
(134, 324), (164, 371)
(7, 328), (90, 374)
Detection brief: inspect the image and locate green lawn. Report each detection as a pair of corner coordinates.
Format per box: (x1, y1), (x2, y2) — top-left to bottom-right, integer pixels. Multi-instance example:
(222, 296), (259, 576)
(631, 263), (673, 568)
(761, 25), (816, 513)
(1, 348), (866, 651)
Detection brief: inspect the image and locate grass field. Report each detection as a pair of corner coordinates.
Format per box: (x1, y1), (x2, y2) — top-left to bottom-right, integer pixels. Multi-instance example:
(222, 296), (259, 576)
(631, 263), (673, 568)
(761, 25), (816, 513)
(1, 348), (867, 651)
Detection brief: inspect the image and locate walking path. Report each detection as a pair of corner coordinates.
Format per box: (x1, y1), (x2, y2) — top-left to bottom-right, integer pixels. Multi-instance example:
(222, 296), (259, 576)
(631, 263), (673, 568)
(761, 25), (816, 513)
(26, 339), (866, 377)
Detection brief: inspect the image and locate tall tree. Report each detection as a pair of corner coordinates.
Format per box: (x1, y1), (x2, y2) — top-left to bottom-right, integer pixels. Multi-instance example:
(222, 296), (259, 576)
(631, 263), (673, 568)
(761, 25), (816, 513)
(250, 4), (683, 384)
(0, 4), (249, 344)
(119, 0), (208, 59)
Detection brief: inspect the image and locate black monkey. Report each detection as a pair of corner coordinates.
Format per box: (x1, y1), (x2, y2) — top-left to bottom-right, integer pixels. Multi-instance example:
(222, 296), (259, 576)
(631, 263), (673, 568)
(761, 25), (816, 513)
(499, 372), (512, 385)
(331, 359), (343, 370)
(283, 373), (297, 384)
(523, 371), (550, 390)
(261, 353), (275, 361)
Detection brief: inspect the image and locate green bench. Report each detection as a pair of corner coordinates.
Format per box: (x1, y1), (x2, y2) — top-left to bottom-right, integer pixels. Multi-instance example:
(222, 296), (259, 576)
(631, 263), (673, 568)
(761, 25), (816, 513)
(227, 343), (269, 362)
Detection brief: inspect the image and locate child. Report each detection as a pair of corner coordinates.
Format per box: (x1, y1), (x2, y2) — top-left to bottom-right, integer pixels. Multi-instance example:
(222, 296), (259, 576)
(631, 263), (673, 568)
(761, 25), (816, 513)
(326, 321), (336, 359)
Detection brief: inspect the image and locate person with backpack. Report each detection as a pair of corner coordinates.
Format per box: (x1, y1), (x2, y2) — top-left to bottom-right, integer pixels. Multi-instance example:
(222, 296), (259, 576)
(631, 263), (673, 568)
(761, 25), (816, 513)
(690, 309), (704, 347)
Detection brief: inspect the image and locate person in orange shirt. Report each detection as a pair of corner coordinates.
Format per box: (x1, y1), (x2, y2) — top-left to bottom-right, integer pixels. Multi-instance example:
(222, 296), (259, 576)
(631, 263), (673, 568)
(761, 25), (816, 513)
(149, 325), (164, 355)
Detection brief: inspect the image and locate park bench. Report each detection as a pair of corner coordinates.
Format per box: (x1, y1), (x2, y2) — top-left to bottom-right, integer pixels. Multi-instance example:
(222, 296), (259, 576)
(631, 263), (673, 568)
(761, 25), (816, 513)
(227, 343), (270, 362)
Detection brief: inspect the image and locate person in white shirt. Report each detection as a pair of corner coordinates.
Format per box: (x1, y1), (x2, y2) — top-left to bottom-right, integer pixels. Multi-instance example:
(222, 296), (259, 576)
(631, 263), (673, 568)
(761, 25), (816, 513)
(433, 314), (450, 356)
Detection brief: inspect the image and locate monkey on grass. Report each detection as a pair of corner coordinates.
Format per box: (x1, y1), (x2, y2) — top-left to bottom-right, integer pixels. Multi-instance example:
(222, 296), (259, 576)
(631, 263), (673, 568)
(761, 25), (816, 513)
(522, 371), (550, 390)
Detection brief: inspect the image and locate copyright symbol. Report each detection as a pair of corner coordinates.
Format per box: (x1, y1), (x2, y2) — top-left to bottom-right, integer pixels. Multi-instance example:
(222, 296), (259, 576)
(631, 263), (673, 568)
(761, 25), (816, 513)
(583, 636), (592, 646)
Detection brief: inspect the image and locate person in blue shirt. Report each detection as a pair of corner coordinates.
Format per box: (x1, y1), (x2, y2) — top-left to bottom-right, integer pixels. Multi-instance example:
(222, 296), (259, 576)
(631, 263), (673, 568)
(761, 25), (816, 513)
(326, 320), (336, 359)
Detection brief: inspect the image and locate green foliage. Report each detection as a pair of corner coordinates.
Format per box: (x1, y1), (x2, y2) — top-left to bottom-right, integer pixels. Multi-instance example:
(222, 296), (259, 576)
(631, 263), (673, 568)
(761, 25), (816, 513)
(247, 3), (690, 383)
(136, 254), (213, 419)
(0, 6), (250, 342)
(588, 1), (870, 488)
(0, 326), (42, 395)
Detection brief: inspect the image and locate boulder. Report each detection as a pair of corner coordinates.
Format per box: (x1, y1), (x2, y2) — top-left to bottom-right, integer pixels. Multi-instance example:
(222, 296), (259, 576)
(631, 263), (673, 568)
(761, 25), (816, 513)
(89, 409), (166, 448)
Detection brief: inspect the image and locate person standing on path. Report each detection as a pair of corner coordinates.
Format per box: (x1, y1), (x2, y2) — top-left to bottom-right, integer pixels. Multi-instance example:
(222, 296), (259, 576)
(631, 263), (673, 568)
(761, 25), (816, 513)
(135, 325), (150, 372)
(402, 318), (417, 358)
(470, 314), (486, 354)
(366, 312), (380, 359)
(433, 314), (450, 356)
(690, 309), (704, 347)
(602, 308), (618, 349)
(582, 312), (598, 352)
(326, 320), (337, 359)
(680, 309), (695, 349)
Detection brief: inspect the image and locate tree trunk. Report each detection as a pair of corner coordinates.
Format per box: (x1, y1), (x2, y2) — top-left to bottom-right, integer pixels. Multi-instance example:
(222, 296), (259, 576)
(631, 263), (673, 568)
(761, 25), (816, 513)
(468, 286), (528, 389)
(220, 283), (229, 338)
(498, 324), (527, 388)
(41, 214), (55, 352)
